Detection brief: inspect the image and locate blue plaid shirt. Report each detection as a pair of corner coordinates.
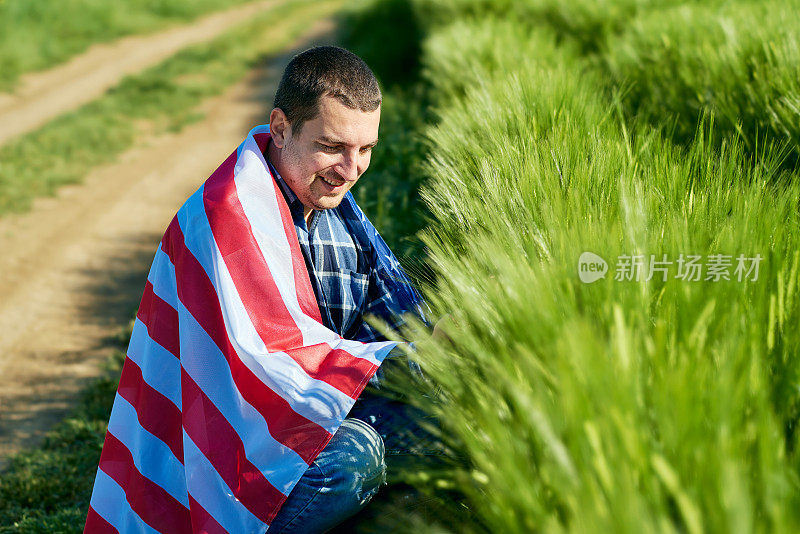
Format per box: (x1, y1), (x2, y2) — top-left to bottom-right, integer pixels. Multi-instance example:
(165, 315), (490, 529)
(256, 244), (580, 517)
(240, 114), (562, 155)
(268, 161), (407, 343)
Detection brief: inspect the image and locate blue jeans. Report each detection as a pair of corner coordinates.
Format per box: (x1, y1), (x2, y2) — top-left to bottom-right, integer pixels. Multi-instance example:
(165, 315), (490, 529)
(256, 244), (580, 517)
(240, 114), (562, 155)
(267, 394), (440, 533)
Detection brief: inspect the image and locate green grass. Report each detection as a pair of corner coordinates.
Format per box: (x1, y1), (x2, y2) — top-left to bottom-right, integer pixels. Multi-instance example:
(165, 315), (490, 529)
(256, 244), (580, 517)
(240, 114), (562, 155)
(603, 0), (800, 165)
(413, 0), (800, 165)
(411, 0), (702, 52)
(0, 0), (260, 91)
(418, 102), (800, 531)
(338, 0), (424, 88)
(338, 0), (800, 531)
(0, 0), (342, 217)
(0, 344), (125, 532)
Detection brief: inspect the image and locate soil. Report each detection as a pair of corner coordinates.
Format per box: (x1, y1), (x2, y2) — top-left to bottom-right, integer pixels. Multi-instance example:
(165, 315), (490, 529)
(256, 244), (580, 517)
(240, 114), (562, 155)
(0, 14), (337, 471)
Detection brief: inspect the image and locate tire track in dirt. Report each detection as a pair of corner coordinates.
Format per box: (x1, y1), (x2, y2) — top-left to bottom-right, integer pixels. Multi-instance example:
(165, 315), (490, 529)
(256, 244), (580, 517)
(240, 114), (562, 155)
(0, 17), (336, 470)
(0, 0), (286, 147)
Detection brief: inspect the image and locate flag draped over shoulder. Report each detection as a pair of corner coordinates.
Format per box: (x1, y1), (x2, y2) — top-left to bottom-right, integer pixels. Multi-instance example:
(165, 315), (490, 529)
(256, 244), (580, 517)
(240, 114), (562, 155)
(85, 125), (423, 533)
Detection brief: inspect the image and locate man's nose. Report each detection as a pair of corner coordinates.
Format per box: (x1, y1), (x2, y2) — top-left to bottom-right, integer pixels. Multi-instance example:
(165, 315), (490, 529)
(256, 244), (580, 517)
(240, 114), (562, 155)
(336, 150), (360, 182)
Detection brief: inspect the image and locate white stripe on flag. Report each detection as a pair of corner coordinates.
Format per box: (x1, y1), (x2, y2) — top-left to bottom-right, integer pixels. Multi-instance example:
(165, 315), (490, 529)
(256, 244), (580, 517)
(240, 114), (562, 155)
(234, 138), (338, 346)
(183, 429), (265, 533)
(177, 302), (311, 494)
(107, 394), (189, 506)
(90, 469), (160, 534)
(327, 336), (395, 367)
(127, 318), (182, 410)
(147, 245), (179, 309)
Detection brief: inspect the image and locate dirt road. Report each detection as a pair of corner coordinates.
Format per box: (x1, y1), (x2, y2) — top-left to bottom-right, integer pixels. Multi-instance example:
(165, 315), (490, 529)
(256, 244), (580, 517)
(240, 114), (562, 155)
(0, 0), (285, 147)
(0, 17), (336, 470)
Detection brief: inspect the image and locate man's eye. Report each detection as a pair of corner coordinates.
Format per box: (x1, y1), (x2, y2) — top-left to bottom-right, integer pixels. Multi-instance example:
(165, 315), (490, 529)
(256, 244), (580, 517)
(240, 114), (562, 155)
(360, 146), (373, 154)
(319, 144), (339, 152)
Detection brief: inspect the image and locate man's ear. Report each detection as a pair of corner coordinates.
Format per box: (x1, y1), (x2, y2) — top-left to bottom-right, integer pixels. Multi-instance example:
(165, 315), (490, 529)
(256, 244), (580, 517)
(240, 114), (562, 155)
(269, 108), (291, 148)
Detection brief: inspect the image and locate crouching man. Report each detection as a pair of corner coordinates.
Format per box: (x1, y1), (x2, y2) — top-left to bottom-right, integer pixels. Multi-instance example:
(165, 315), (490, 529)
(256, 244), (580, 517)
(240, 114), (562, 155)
(85, 46), (436, 534)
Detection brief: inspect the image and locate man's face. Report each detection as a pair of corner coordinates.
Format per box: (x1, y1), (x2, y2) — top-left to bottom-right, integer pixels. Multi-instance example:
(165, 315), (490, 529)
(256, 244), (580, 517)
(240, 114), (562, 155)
(270, 95), (380, 220)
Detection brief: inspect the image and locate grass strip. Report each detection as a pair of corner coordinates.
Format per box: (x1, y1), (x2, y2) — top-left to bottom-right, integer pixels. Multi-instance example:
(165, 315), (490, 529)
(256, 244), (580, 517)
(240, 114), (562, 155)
(0, 0), (342, 217)
(414, 0), (800, 165)
(0, 0), (259, 91)
(603, 0), (800, 165)
(0, 342), (126, 531)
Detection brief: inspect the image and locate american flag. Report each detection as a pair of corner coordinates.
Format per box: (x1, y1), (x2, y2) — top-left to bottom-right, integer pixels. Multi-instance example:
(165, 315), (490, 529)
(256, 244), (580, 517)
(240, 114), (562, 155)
(84, 125), (420, 533)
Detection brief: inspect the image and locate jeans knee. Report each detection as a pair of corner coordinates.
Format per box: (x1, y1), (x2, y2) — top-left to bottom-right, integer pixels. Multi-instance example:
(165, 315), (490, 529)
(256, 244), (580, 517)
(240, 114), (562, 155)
(269, 419), (386, 532)
(318, 418), (386, 505)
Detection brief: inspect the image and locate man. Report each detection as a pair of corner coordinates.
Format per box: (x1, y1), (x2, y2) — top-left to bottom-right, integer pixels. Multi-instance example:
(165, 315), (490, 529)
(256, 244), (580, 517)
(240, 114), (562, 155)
(85, 46), (433, 533)
(262, 47), (434, 532)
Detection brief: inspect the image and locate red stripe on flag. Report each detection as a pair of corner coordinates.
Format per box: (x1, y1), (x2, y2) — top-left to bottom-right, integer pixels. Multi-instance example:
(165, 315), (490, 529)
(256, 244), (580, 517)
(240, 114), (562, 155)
(84, 506), (118, 533)
(284, 345), (377, 399)
(162, 217), (330, 464)
(98, 432), (191, 534)
(181, 369), (285, 525)
(188, 494), (230, 534)
(201, 147), (380, 397)
(117, 357), (183, 462)
(137, 280), (179, 358)
(202, 150), (305, 350)
(254, 132), (322, 324)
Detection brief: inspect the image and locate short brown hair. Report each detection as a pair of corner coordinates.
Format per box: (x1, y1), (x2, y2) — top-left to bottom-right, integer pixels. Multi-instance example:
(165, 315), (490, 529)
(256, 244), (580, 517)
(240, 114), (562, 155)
(273, 46), (382, 135)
